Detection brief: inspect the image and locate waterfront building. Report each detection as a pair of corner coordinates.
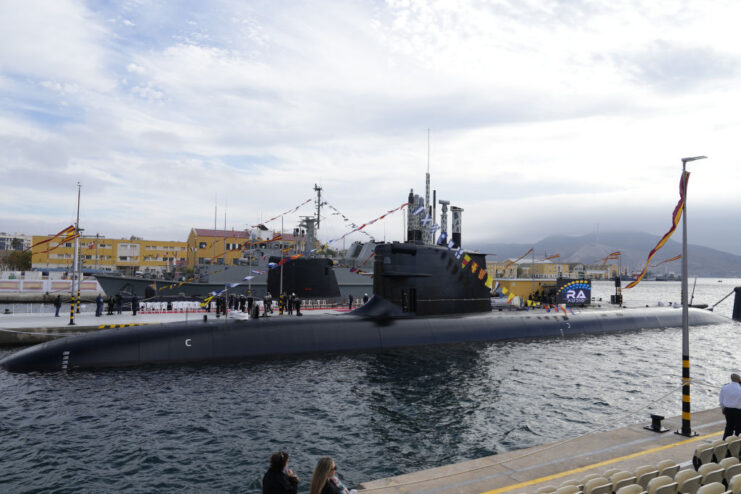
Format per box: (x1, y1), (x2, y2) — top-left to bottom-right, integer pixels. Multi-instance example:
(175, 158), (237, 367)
(486, 261), (518, 279)
(31, 235), (187, 275)
(185, 228), (297, 270)
(0, 232), (32, 251)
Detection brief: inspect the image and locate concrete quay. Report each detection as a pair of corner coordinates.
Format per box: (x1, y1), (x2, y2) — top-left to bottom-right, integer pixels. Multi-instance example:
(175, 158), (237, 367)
(0, 311), (213, 346)
(0, 308), (343, 346)
(359, 408), (725, 493)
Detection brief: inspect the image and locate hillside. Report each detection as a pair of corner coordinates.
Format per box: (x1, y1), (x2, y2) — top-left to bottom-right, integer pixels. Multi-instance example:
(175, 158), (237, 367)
(469, 231), (741, 277)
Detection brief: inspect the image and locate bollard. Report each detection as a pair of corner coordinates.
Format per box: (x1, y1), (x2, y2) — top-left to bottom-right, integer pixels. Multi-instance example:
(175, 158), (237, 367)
(644, 414), (668, 433)
(203, 315), (207, 322)
(733, 287), (741, 322)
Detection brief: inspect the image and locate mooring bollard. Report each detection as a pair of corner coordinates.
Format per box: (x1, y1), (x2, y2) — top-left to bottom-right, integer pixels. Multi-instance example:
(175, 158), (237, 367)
(644, 414), (668, 433)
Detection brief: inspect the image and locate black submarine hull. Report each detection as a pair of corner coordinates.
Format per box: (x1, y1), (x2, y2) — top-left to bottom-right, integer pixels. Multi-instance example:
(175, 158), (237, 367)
(0, 307), (728, 373)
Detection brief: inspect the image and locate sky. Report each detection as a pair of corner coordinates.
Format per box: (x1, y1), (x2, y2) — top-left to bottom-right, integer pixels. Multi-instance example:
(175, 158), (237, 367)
(2, 0), (741, 254)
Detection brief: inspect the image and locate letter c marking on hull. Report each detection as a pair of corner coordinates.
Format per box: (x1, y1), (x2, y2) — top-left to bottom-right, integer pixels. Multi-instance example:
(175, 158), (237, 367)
(185, 339), (192, 347)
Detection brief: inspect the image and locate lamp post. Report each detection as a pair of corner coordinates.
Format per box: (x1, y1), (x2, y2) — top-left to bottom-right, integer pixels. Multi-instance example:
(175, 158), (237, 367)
(678, 155), (706, 437)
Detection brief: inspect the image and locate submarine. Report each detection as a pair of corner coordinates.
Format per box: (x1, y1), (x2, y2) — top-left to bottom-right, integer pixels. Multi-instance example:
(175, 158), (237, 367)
(0, 189), (732, 373)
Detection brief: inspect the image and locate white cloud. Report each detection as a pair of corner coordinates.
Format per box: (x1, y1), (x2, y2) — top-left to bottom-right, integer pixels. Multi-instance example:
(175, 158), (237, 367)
(0, 0), (114, 91)
(2, 0), (741, 257)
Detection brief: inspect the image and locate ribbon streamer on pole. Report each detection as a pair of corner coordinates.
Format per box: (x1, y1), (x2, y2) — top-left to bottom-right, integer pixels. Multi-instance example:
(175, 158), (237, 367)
(650, 254), (681, 268)
(626, 172), (689, 289)
(503, 248), (534, 270)
(596, 251), (621, 268)
(26, 225), (75, 252)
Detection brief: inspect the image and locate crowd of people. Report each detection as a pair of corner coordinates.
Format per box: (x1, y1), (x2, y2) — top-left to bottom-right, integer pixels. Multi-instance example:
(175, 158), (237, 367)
(262, 452), (356, 494)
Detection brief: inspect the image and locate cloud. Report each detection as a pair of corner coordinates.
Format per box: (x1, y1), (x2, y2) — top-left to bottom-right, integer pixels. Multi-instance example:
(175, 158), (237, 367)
(613, 40), (739, 91)
(2, 0), (741, 257)
(0, 0), (114, 91)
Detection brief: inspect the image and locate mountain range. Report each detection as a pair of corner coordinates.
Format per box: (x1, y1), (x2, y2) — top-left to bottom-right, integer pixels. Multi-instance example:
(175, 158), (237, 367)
(470, 231), (741, 277)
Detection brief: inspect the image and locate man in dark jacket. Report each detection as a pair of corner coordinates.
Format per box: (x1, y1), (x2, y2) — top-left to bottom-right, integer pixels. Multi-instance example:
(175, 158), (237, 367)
(53, 295), (62, 317)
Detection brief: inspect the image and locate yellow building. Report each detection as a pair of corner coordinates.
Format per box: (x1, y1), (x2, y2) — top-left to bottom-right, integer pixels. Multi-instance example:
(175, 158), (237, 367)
(486, 261), (517, 279)
(185, 228), (298, 270)
(486, 260), (571, 279)
(518, 261), (571, 279)
(31, 235), (186, 275)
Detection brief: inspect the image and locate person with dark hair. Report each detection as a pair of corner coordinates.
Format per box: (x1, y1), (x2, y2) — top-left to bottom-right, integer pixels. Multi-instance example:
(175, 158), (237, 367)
(262, 451), (299, 494)
(131, 294), (139, 316)
(53, 295), (62, 317)
(720, 373), (741, 439)
(115, 293), (122, 314)
(347, 294), (354, 311)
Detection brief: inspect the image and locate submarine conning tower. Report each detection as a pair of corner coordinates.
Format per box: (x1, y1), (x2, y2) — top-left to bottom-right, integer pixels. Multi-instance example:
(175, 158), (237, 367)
(372, 242), (491, 316)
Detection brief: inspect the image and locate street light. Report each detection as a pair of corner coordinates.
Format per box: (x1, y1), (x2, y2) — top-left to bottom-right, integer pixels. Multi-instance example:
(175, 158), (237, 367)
(678, 155), (707, 437)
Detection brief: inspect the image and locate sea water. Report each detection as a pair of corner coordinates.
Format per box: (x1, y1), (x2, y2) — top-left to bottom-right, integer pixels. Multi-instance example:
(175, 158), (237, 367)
(1, 279), (739, 493)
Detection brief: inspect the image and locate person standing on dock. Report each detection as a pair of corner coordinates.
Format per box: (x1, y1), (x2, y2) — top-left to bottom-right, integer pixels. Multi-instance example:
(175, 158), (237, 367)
(132, 294), (139, 316)
(115, 293), (122, 314)
(719, 373), (741, 438)
(294, 295), (302, 316)
(287, 293), (294, 315)
(348, 294), (354, 311)
(95, 294), (103, 317)
(53, 295), (61, 317)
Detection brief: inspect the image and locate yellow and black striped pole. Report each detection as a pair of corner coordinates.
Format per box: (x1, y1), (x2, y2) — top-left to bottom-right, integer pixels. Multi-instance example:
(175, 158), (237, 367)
(678, 156), (706, 436)
(680, 355), (692, 436)
(68, 294), (76, 325)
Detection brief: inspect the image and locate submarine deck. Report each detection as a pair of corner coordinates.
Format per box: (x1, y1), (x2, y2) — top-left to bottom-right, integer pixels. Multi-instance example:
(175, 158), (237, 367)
(359, 408), (724, 493)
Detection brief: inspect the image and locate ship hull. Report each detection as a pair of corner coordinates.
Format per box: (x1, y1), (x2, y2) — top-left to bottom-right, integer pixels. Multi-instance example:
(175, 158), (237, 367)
(0, 306), (727, 373)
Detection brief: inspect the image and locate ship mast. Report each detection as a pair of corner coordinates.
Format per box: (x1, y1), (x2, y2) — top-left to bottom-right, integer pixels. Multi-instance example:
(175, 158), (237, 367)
(314, 184), (322, 230)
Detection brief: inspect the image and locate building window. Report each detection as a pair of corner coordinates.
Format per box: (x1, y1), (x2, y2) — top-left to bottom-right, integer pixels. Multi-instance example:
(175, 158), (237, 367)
(199, 242), (207, 249)
(198, 257), (205, 265)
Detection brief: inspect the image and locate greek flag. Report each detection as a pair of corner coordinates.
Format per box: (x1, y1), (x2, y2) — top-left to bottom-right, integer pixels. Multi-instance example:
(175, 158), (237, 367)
(455, 248), (463, 259)
(437, 232), (448, 245)
(242, 276), (255, 281)
(412, 205), (425, 216)
(447, 239), (456, 250)
(421, 215), (432, 226)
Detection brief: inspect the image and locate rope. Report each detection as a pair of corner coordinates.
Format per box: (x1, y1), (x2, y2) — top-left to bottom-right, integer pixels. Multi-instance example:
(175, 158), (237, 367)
(710, 289), (735, 310)
(360, 382), (690, 492)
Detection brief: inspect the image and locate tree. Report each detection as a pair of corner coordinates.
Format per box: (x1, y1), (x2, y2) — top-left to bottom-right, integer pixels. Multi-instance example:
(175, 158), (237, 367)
(6, 250), (31, 271)
(10, 238), (23, 250)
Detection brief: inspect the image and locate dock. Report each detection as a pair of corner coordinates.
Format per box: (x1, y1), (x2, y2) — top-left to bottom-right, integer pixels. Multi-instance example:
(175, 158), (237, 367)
(359, 408), (725, 493)
(0, 311), (215, 345)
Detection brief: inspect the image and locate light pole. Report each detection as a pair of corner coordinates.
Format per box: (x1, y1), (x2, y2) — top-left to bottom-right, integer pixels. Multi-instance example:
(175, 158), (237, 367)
(678, 155), (706, 437)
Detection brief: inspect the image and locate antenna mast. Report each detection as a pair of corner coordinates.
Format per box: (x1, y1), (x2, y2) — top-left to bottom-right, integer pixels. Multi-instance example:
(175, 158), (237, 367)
(314, 184), (322, 229)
